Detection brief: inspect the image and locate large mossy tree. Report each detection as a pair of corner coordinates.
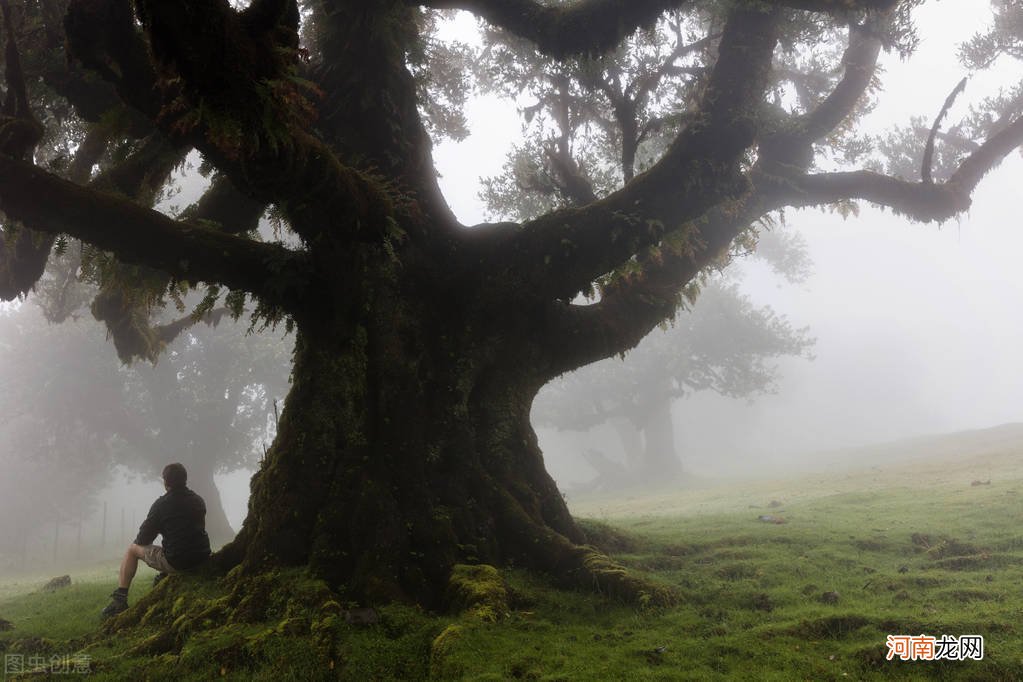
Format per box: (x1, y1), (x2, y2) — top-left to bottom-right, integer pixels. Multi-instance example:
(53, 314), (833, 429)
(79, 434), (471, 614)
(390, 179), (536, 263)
(1, 0), (1022, 607)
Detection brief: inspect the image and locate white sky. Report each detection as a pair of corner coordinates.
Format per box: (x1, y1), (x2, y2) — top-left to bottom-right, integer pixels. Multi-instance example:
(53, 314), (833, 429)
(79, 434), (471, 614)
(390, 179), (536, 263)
(431, 0), (1023, 479)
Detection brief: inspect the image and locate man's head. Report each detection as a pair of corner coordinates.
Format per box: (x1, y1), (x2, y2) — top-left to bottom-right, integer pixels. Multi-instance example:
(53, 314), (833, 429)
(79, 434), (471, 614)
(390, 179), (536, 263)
(162, 463), (187, 491)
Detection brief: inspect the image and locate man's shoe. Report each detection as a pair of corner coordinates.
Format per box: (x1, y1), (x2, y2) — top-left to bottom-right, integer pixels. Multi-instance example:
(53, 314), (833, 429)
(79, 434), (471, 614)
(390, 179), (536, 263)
(100, 591), (128, 620)
(153, 572), (167, 587)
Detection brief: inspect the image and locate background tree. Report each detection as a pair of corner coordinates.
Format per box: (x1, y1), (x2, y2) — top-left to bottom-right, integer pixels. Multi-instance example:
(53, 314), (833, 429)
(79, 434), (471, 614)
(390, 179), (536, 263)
(0, 303), (117, 567)
(533, 276), (814, 486)
(468, 20), (819, 484)
(1, 0), (1022, 610)
(0, 251), (291, 551)
(112, 309), (291, 545)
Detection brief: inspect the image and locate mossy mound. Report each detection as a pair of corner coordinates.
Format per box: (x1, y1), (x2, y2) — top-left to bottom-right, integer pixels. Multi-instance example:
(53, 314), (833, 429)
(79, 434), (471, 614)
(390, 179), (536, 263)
(87, 567), (436, 679)
(445, 564), (509, 622)
(575, 549), (679, 607)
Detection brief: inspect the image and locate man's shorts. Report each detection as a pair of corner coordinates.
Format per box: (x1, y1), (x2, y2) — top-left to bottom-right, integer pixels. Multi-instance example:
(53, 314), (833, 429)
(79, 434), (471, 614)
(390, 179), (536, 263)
(140, 545), (177, 574)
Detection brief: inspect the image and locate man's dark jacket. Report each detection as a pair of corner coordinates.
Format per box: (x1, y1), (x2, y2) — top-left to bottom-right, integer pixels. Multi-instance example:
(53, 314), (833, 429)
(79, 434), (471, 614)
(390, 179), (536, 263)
(134, 486), (212, 570)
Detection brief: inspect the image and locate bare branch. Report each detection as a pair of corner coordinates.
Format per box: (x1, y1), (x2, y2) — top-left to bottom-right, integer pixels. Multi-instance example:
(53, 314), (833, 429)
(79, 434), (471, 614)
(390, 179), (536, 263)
(922, 77), (969, 183)
(781, 114), (1023, 220)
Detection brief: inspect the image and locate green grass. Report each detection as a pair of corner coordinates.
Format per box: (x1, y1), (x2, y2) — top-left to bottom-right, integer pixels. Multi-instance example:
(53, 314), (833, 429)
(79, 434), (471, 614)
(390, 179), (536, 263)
(3, 436), (1023, 679)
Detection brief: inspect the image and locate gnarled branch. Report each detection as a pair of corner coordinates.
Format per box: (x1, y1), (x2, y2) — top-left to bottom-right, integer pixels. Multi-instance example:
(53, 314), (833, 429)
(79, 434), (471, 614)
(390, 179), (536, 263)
(471, 5), (781, 301)
(0, 156), (308, 304)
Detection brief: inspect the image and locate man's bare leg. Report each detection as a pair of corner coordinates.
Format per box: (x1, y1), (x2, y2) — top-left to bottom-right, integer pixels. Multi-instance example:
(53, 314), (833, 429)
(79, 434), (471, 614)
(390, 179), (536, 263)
(103, 544), (145, 619)
(118, 544), (146, 589)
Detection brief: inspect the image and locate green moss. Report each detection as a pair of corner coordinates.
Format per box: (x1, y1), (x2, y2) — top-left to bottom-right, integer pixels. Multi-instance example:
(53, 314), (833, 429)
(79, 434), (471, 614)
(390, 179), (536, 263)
(576, 548), (678, 607)
(445, 564), (509, 622)
(429, 624), (464, 679)
(127, 628), (178, 656)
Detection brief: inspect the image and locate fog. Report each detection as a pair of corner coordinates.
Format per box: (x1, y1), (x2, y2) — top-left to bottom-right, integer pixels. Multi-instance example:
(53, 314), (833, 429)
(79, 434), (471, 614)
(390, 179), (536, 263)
(433, 0), (1023, 486)
(3, 0), (1023, 575)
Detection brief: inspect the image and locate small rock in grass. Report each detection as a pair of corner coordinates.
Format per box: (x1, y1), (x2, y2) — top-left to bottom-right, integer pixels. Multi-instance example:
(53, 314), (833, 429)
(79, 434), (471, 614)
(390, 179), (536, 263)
(757, 515), (787, 524)
(0, 617), (13, 631)
(42, 575), (70, 591)
(820, 591), (840, 604)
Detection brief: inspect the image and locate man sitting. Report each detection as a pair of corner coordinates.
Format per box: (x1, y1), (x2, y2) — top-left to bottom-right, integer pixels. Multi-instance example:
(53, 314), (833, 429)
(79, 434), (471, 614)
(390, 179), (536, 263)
(101, 463), (212, 619)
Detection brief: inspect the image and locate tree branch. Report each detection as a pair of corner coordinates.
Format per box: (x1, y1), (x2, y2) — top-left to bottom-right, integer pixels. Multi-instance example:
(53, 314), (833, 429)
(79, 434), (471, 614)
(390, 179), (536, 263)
(537, 92), (1023, 375)
(541, 189), (773, 378)
(799, 23), (882, 142)
(417, 0), (898, 58)
(471, 5), (781, 301)
(774, 111), (1023, 220)
(922, 77), (968, 183)
(0, 156), (309, 303)
(182, 176), (268, 235)
(64, 0), (397, 246)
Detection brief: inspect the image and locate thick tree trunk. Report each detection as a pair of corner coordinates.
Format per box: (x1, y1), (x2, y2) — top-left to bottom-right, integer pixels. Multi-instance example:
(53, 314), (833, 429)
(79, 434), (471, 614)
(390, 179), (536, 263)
(183, 462), (234, 548)
(611, 417), (643, 464)
(637, 400), (684, 481)
(214, 315), (644, 607)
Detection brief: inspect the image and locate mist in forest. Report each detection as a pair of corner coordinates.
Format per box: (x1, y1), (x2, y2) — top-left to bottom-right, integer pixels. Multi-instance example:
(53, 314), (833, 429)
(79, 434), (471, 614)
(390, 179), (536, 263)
(432, 0), (1023, 489)
(3, 0), (1023, 577)
(535, 161), (1023, 488)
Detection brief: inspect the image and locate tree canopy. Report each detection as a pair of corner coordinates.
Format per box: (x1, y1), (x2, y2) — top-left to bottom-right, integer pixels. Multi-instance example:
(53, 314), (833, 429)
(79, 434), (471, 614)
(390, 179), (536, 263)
(1, 0), (1022, 607)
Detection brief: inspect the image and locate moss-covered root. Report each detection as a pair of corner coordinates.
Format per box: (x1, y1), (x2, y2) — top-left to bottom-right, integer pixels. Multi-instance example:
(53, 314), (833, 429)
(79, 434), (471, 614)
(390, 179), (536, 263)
(95, 567), (343, 676)
(431, 564), (509, 679)
(565, 546), (678, 607)
(444, 564), (509, 622)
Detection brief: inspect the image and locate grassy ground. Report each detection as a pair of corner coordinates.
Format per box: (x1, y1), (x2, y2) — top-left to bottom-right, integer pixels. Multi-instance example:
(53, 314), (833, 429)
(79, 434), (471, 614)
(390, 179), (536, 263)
(2, 432), (1023, 680)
